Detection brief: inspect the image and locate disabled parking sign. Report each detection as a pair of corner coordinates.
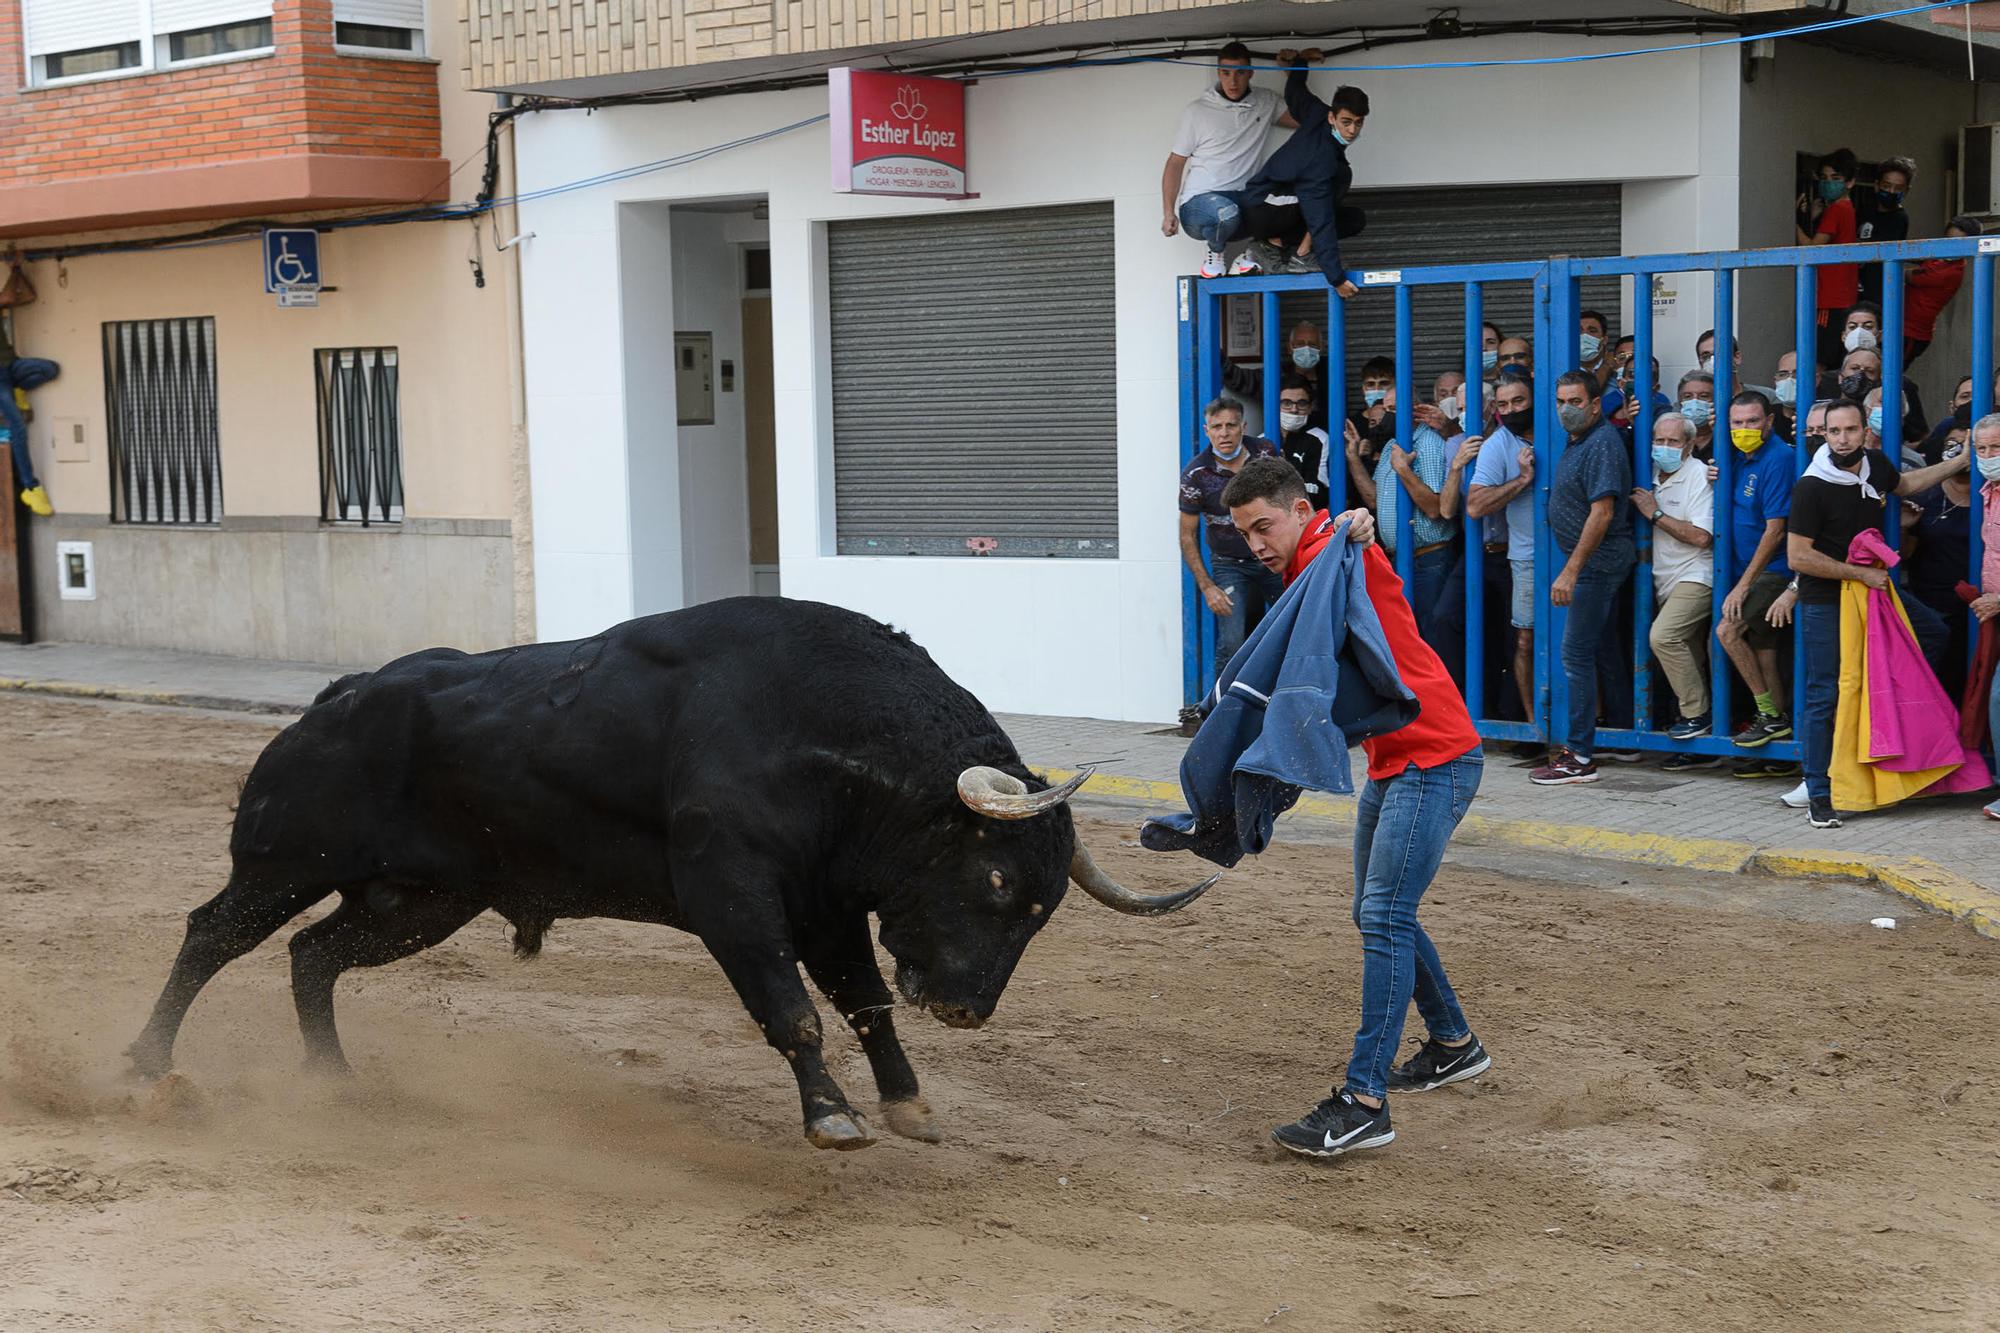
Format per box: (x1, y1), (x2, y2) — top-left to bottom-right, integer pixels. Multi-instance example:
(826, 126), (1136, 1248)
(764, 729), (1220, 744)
(263, 228), (321, 295)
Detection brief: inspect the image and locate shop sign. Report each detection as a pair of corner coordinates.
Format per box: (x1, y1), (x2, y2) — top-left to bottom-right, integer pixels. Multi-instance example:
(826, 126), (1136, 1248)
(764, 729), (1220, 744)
(829, 69), (969, 198)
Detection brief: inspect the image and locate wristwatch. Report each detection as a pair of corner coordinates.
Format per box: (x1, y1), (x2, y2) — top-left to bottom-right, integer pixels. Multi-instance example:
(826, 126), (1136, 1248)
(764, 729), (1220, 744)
(1787, 577), (1800, 593)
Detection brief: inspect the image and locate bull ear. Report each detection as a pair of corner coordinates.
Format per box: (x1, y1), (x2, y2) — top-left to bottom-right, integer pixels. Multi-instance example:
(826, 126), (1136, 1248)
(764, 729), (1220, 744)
(1069, 838), (1219, 916)
(956, 766), (1091, 820)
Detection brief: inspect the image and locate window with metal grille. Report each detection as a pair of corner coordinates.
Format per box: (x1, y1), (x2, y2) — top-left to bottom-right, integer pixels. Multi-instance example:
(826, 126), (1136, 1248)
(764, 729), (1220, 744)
(315, 347), (404, 525)
(103, 317), (222, 526)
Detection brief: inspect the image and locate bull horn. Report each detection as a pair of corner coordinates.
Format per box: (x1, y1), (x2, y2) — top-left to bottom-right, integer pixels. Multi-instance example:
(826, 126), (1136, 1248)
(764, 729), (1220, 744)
(1069, 839), (1220, 917)
(956, 765), (1092, 820)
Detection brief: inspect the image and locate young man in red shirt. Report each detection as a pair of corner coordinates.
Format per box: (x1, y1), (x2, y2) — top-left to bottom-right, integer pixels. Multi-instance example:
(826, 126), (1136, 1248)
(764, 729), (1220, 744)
(1798, 148), (1860, 369)
(1222, 457), (1492, 1159)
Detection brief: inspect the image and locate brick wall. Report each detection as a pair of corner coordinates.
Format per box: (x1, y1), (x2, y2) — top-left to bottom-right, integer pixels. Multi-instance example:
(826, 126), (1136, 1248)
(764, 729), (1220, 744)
(0, 0), (440, 190)
(459, 0), (1246, 89)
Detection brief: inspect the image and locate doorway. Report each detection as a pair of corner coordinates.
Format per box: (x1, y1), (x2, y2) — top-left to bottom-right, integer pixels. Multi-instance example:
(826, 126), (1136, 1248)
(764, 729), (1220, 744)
(655, 199), (776, 607)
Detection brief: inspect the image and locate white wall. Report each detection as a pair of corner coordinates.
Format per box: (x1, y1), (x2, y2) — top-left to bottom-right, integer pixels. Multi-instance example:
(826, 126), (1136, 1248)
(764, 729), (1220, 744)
(1740, 42), (2000, 408)
(515, 36), (1728, 721)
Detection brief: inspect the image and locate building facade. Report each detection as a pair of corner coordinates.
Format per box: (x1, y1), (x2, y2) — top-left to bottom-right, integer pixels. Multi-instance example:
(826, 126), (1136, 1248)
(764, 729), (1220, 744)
(3, 0), (530, 664)
(470, 0), (2000, 721)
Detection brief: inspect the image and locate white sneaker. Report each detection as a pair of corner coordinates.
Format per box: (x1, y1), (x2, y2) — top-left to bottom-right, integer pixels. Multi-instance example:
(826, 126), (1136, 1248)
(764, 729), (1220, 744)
(1781, 781), (1808, 809)
(1227, 249), (1262, 276)
(1199, 248), (1226, 279)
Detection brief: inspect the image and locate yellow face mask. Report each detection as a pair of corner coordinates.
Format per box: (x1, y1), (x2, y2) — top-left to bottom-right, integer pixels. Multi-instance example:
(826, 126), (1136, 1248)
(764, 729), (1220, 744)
(1730, 427), (1764, 454)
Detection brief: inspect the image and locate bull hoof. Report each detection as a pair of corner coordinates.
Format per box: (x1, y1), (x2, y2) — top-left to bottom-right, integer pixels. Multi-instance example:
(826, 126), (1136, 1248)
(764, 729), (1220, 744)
(805, 1112), (877, 1151)
(124, 1040), (172, 1083)
(881, 1097), (943, 1144)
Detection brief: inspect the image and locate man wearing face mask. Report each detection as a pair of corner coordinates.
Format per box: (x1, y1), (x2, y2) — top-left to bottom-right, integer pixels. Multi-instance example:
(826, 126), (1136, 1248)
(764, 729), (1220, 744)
(1162, 42), (1298, 279)
(1798, 148), (1862, 369)
(1468, 376), (1539, 727)
(1786, 399), (1972, 829)
(1820, 342), (1926, 449)
(1601, 340), (1671, 433)
(1856, 156), (1916, 306)
(1631, 412), (1716, 764)
(1495, 337), (1532, 377)
(1770, 351), (1809, 441)
(1245, 51), (1369, 299)
(1716, 392), (1799, 761)
(1673, 371), (1716, 458)
(1275, 375), (1333, 510)
(1579, 310), (1614, 389)
(1343, 385), (1459, 642)
(1531, 372), (1636, 786)
(1180, 397), (1284, 678)
(1480, 323), (1503, 377)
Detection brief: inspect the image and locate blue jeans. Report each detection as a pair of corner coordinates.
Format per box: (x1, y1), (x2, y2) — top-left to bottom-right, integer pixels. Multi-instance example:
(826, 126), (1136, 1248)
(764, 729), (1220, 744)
(1345, 749), (1483, 1101)
(1210, 554), (1284, 677)
(1177, 191), (1253, 249)
(1559, 565), (1633, 759)
(0, 356), (59, 490)
(1798, 599), (1841, 803)
(1408, 540), (1456, 667)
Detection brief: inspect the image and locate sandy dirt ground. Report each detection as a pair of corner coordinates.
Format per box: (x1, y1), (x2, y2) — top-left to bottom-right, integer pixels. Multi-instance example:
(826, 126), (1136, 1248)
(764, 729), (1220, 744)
(3, 692), (1999, 1332)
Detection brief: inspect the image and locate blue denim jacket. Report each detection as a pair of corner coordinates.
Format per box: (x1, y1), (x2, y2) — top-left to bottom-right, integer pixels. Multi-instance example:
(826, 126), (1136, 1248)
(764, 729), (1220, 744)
(1142, 522), (1420, 866)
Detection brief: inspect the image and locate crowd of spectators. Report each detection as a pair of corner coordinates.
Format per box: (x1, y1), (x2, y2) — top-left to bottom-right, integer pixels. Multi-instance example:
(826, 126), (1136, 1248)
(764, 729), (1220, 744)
(1181, 293), (2000, 829)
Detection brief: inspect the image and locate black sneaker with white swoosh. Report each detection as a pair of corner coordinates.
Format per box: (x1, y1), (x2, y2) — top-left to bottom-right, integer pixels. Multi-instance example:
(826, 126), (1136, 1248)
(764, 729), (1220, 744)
(1270, 1091), (1395, 1159)
(1385, 1035), (1493, 1093)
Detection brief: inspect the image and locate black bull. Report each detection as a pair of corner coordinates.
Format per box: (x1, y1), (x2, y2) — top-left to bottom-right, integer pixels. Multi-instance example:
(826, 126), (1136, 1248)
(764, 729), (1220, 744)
(127, 598), (1216, 1149)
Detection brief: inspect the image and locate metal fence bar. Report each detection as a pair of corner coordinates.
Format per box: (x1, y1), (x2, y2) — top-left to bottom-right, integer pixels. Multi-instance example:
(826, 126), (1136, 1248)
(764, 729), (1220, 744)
(1882, 261), (1907, 549)
(1567, 236), (1984, 278)
(1325, 286), (1349, 513)
(1178, 278), (1203, 707)
(1973, 254), (1994, 610)
(1462, 280), (1485, 722)
(1261, 291), (1281, 443)
(1393, 282), (1417, 600)
(1792, 262), (1816, 745)
(1538, 265), (1572, 753)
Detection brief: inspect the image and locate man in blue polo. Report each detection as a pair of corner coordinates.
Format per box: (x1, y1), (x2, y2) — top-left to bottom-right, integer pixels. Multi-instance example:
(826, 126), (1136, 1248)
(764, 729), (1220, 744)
(1179, 396), (1282, 677)
(1715, 390), (1798, 770)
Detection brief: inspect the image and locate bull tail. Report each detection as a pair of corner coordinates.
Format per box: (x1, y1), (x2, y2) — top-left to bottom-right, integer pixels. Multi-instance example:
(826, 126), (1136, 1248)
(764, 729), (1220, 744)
(509, 913), (553, 960)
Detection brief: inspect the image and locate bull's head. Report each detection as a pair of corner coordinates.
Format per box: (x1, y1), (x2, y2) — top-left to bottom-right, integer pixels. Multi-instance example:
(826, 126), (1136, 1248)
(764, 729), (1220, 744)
(880, 766), (1218, 1029)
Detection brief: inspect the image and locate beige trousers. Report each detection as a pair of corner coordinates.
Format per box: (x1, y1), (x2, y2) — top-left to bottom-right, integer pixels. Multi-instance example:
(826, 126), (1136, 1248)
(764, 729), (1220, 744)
(1648, 580), (1713, 720)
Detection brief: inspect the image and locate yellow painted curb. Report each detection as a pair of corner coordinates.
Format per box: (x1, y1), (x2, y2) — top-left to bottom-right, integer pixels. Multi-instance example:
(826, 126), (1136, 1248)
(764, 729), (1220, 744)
(0, 676), (300, 716)
(1046, 764), (2000, 940)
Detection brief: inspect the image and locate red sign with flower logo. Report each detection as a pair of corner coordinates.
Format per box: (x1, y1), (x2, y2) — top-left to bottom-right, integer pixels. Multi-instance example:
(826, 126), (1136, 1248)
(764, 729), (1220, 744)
(829, 69), (969, 198)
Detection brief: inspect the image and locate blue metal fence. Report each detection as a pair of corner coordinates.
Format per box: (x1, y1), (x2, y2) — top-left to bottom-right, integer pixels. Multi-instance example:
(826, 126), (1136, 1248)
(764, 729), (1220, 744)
(1179, 236), (1996, 760)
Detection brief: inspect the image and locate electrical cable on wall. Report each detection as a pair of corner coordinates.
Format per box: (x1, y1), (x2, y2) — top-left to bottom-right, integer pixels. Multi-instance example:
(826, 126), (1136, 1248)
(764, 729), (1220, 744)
(18, 0), (1985, 266)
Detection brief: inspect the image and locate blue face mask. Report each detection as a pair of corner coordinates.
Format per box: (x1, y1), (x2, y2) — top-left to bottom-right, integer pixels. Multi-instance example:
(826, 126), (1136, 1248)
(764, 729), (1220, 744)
(1579, 333), (1602, 361)
(1652, 445), (1685, 475)
(1332, 126), (1353, 146)
(1978, 453), (2000, 482)
(1818, 178), (1847, 203)
(1364, 389), (1386, 407)
(1482, 350), (1498, 371)
(1680, 397), (1713, 428)
(1773, 376), (1797, 405)
(1867, 406), (1884, 436)
(1292, 345), (1322, 370)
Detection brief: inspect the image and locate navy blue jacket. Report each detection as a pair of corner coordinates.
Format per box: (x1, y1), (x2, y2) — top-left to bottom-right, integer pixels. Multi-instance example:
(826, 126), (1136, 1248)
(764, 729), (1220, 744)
(1245, 67), (1353, 288)
(1141, 523), (1419, 867)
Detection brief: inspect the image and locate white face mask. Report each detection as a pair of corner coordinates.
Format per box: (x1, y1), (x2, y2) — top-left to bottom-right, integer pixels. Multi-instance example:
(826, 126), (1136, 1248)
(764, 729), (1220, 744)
(1278, 410), (1309, 433)
(1437, 396), (1460, 420)
(1698, 354), (1715, 373)
(1843, 326), (1879, 353)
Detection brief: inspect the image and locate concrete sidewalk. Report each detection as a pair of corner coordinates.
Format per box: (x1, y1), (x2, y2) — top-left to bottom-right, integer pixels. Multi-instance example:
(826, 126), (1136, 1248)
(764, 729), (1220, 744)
(5, 638), (1997, 935)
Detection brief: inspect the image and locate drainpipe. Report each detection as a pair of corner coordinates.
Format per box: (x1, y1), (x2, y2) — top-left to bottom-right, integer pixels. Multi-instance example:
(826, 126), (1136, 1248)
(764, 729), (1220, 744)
(496, 94), (536, 645)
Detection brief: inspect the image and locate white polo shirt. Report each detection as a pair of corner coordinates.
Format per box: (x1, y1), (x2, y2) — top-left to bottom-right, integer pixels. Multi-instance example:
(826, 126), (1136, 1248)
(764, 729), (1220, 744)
(1651, 460), (1714, 596)
(1171, 86), (1284, 206)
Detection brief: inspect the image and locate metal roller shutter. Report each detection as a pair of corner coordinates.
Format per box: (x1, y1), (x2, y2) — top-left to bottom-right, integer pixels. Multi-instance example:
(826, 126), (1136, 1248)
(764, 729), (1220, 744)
(829, 203), (1117, 558)
(1277, 184), (1623, 410)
